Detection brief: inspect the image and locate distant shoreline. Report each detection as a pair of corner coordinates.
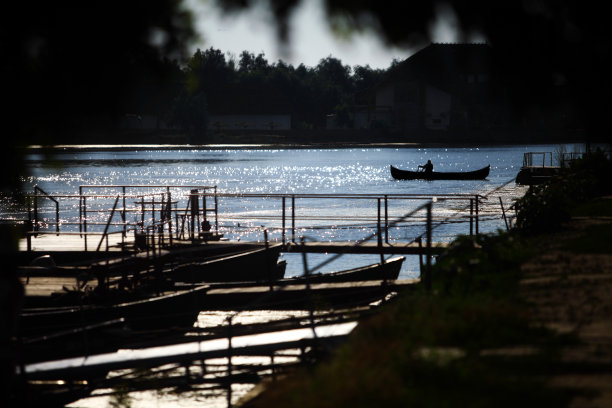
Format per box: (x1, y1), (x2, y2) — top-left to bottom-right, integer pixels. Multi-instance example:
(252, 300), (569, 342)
(21, 140), (586, 152)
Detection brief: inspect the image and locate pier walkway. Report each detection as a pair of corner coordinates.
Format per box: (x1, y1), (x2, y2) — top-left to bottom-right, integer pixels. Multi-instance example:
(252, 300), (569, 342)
(19, 233), (449, 256)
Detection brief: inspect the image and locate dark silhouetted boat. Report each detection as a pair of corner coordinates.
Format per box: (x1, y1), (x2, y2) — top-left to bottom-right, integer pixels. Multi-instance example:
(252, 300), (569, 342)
(163, 244), (285, 283)
(281, 256), (405, 284)
(390, 164), (490, 180)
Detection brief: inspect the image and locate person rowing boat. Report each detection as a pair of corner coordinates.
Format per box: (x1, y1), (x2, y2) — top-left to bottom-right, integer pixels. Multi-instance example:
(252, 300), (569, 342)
(418, 160), (433, 173)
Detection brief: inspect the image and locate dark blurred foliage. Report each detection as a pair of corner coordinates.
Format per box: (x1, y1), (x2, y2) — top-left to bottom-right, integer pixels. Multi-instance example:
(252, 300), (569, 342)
(2, 1), (195, 147)
(515, 149), (612, 233)
(217, 0), (611, 141)
(1, 1), (195, 403)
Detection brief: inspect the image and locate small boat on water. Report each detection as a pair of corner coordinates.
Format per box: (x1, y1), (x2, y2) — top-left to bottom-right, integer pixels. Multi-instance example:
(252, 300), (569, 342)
(281, 256), (405, 284)
(390, 164), (490, 180)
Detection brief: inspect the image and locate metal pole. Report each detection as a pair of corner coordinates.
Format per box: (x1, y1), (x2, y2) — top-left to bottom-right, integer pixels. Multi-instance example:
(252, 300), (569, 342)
(377, 198), (382, 249)
(83, 196), (87, 251)
(499, 197), (509, 230)
(78, 186), (82, 236)
(214, 186), (219, 235)
(384, 195), (389, 244)
(425, 201), (432, 292)
(417, 237), (424, 278)
(122, 186), (126, 237)
(475, 195), (480, 235)
(291, 195), (295, 244)
(167, 191), (173, 247)
(282, 196), (286, 245)
(469, 198), (474, 236)
(226, 317), (233, 408)
(190, 189), (198, 240)
(141, 197), (145, 232)
(33, 190), (39, 232)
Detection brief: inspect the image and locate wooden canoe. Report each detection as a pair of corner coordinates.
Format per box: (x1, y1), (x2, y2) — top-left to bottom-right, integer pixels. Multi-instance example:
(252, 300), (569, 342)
(390, 164), (490, 180)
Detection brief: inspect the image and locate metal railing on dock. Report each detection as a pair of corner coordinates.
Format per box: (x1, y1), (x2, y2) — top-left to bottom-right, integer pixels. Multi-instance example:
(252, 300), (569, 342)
(24, 185), (220, 252)
(19, 184), (491, 254)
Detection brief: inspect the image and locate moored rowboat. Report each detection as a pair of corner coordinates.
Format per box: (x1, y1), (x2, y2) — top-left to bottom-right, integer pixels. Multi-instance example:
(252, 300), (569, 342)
(281, 256), (405, 284)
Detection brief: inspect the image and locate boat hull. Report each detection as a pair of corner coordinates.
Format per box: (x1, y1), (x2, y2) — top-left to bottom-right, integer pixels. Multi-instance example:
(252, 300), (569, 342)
(390, 165), (490, 180)
(282, 256), (405, 284)
(165, 244), (285, 283)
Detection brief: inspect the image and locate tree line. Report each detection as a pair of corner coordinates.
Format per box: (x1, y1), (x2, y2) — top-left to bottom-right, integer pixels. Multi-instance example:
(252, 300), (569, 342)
(140, 48), (394, 140)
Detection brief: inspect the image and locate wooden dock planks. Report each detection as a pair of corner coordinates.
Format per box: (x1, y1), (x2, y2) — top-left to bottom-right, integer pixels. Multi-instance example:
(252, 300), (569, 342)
(21, 321), (359, 379)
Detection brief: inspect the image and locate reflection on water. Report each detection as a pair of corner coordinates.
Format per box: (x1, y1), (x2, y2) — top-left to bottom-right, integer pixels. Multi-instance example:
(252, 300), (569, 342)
(68, 310), (311, 408)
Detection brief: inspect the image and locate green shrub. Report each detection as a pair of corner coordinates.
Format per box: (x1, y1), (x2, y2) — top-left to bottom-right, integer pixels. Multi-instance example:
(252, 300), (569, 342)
(515, 149), (612, 234)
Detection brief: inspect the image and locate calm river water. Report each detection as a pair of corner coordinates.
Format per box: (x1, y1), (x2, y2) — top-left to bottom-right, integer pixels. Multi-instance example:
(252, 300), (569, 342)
(18, 143), (575, 278)
(11, 143), (579, 407)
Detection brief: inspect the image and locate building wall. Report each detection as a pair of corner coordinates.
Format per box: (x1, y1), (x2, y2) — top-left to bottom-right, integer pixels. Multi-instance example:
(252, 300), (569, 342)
(424, 85), (452, 130)
(375, 84), (394, 109)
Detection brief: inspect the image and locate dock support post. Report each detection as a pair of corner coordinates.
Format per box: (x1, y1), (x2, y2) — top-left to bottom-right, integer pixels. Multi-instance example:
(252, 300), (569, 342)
(281, 197), (286, 245)
(425, 201), (432, 292)
(417, 237), (423, 277)
(384, 195), (389, 244)
(214, 186), (219, 236)
(83, 196), (88, 251)
(475, 195), (480, 235)
(377, 198), (382, 249)
(469, 198), (474, 236)
(122, 186), (126, 238)
(291, 195), (295, 244)
(226, 316), (233, 408)
(190, 189), (198, 240)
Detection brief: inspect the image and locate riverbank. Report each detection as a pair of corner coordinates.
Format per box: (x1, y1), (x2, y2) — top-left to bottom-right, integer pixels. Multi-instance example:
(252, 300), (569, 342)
(240, 156), (612, 407)
(19, 125), (591, 150)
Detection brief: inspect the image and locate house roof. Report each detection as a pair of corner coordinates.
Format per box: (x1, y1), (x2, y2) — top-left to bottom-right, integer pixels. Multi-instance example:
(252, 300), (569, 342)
(380, 43), (494, 95)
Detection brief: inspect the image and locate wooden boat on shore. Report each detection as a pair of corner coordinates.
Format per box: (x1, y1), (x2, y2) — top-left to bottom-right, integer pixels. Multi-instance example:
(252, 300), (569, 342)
(390, 164), (490, 180)
(164, 244), (285, 283)
(18, 284), (209, 348)
(280, 256), (405, 284)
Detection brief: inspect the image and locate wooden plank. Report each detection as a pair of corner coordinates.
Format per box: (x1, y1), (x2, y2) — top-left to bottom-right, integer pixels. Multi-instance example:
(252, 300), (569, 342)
(21, 321), (358, 379)
(283, 241), (448, 255)
(198, 279), (418, 310)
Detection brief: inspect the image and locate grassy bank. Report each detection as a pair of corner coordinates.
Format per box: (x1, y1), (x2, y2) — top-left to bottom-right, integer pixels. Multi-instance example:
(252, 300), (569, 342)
(242, 151), (612, 407)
